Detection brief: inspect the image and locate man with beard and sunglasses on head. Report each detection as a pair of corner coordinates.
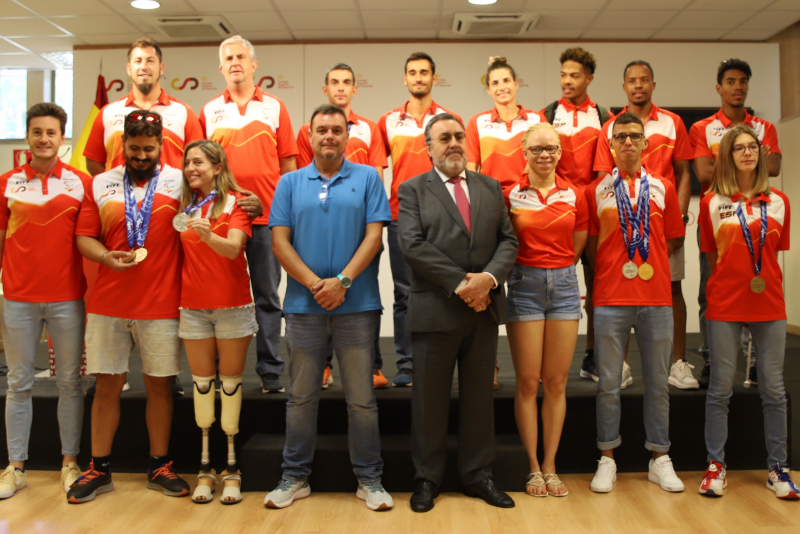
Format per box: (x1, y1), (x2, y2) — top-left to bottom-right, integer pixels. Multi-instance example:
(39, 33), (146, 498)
(68, 110), (262, 504)
(84, 37), (203, 177)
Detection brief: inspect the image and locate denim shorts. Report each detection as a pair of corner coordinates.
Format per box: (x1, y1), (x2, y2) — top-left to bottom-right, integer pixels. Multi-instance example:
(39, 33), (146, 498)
(85, 314), (181, 377)
(506, 264), (582, 322)
(179, 304), (258, 340)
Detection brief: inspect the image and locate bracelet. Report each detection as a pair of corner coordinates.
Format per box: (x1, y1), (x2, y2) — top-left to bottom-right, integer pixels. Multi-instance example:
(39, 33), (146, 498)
(310, 278), (322, 293)
(100, 251), (109, 266)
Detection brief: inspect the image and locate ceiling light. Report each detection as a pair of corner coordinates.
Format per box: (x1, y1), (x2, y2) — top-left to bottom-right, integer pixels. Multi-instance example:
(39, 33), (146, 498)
(131, 0), (160, 9)
(469, 0), (498, 4)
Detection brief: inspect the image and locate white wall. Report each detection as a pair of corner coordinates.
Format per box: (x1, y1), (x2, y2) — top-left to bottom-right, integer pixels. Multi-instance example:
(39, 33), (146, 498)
(72, 41), (781, 337)
(780, 115), (800, 329)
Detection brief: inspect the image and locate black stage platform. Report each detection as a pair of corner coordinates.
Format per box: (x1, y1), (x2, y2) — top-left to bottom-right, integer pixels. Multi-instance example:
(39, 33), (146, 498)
(1, 333), (796, 493)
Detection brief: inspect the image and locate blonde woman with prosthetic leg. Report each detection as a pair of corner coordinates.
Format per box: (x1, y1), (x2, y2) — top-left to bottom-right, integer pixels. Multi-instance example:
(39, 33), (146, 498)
(176, 140), (260, 504)
(504, 123), (588, 496)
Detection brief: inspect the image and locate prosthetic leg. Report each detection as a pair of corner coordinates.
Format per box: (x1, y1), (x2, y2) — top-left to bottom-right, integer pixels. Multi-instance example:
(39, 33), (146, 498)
(192, 375), (217, 503)
(220, 374), (243, 505)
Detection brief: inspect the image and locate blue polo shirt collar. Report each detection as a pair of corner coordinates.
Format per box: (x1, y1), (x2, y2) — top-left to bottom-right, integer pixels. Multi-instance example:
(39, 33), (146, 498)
(307, 157), (353, 184)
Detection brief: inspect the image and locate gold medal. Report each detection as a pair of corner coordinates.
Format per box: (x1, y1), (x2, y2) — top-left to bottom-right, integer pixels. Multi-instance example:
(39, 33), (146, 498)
(133, 248), (148, 263)
(638, 263), (654, 281)
(750, 276), (766, 294)
(622, 261), (638, 279)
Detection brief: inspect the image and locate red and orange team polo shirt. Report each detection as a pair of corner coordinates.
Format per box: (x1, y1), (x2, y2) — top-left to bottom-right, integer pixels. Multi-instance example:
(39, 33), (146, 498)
(585, 169), (685, 308)
(504, 173), (589, 268)
(85, 90), (203, 171)
(76, 164), (183, 319)
(700, 188), (790, 322)
(594, 104), (692, 187)
(379, 101), (461, 220)
(296, 111), (388, 170)
(180, 192), (253, 309)
(544, 97), (614, 190)
(690, 109), (781, 196)
(199, 87), (298, 224)
(466, 105), (546, 190)
(0, 160), (91, 302)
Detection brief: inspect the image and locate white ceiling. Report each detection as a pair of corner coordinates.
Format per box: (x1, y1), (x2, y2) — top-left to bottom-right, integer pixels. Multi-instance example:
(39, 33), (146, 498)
(1, 0), (800, 69)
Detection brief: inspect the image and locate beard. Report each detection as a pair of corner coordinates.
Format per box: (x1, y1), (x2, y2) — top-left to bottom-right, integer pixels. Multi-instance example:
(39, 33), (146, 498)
(434, 150), (466, 177)
(136, 81), (154, 96)
(125, 156), (159, 182)
(409, 85), (431, 97)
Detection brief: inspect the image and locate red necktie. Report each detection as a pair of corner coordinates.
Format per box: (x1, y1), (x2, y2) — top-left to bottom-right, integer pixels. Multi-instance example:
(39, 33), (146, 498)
(448, 176), (471, 234)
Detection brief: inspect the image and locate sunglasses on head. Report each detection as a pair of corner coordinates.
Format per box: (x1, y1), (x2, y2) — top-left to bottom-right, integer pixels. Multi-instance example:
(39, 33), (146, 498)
(126, 111), (162, 124)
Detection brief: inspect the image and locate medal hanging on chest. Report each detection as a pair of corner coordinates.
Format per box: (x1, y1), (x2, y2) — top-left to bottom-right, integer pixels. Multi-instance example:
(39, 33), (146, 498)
(173, 189), (218, 232)
(736, 200), (768, 294)
(123, 167), (160, 262)
(613, 168), (653, 281)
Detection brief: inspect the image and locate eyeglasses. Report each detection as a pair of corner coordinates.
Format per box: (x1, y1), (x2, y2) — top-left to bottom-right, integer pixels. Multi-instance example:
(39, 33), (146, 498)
(525, 145), (559, 155)
(319, 178), (331, 205)
(126, 111), (162, 124)
(732, 143), (759, 156)
(612, 132), (645, 143)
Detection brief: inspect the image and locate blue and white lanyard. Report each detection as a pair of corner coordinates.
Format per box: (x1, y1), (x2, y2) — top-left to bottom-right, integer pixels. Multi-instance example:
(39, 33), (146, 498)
(735, 200), (768, 278)
(123, 167), (160, 249)
(184, 189), (218, 216)
(613, 167), (650, 263)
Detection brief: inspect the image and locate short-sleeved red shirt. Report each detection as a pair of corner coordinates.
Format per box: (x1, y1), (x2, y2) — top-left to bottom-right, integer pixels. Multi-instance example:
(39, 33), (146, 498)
(466, 106), (546, 190)
(504, 173), (588, 269)
(296, 111), (387, 170)
(180, 192), (253, 309)
(0, 160), (91, 302)
(84, 90), (203, 171)
(700, 188), (790, 322)
(76, 164), (183, 319)
(543, 97), (614, 190)
(379, 101), (461, 219)
(586, 168), (685, 307)
(690, 109), (781, 196)
(199, 87), (298, 224)
(594, 104), (692, 187)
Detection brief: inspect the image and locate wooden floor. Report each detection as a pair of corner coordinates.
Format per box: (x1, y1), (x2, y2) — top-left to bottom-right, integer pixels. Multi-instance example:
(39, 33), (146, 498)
(3, 470), (800, 533)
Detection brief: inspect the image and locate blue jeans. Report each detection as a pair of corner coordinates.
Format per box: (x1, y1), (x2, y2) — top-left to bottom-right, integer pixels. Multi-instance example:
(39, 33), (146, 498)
(4, 299), (85, 462)
(706, 319), (788, 468)
(282, 310), (383, 483)
(697, 225), (711, 355)
(387, 220), (413, 371)
(325, 314), (383, 370)
(247, 224), (285, 376)
(595, 306), (673, 452)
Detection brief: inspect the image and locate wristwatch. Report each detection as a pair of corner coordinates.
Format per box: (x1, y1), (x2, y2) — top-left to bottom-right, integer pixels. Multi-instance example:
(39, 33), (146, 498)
(682, 214), (690, 225)
(337, 274), (352, 289)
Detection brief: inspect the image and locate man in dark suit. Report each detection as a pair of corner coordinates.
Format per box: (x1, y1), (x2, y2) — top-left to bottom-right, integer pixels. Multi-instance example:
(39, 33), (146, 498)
(398, 113), (518, 512)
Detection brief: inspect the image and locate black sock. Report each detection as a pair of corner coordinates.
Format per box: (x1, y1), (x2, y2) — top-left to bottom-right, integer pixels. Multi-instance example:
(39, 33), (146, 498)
(149, 455), (172, 474)
(585, 349), (594, 358)
(93, 456), (112, 474)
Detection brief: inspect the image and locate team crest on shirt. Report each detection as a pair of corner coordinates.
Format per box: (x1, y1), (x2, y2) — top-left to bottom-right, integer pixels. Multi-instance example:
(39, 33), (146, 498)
(10, 185), (35, 193)
(553, 120), (567, 128)
(261, 108), (271, 120)
(162, 113), (176, 127)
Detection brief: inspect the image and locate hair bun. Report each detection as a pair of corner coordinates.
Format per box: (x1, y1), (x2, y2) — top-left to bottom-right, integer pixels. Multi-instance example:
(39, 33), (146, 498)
(488, 56), (507, 66)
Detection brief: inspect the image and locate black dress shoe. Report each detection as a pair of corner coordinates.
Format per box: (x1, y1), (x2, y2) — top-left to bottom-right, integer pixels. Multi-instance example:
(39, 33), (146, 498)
(464, 477), (515, 508)
(410, 479), (439, 513)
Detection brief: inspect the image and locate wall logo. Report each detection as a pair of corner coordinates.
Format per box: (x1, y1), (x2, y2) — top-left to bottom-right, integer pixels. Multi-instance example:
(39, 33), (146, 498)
(171, 77), (199, 91)
(257, 76), (275, 89)
(106, 79), (125, 93)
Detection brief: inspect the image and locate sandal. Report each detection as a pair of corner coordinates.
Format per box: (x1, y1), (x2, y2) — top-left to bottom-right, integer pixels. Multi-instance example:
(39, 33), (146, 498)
(220, 470), (242, 505)
(543, 473), (569, 497)
(525, 472), (547, 497)
(192, 471), (217, 504)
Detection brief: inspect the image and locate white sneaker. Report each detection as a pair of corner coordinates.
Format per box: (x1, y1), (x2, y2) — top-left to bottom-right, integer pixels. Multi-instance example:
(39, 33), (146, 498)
(669, 360), (699, 389)
(61, 462), (82, 492)
(621, 361), (633, 389)
(0, 465), (27, 499)
(767, 464), (800, 499)
(264, 479), (311, 508)
(356, 481), (394, 510)
(648, 455), (684, 492)
(590, 457), (617, 493)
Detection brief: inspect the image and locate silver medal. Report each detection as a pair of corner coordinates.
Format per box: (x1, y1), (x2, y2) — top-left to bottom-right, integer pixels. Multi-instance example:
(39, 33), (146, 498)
(173, 213), (190, 232)
(622, 261), (638, 279)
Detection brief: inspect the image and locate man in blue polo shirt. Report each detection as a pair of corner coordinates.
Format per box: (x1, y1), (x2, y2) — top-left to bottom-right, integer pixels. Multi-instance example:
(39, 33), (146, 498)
(265, 104), (393, 511)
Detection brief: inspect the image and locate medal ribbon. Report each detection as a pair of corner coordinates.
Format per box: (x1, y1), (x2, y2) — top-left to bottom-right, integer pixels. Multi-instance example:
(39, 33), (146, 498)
(613, 167), (651, 263)
(123, 167), (160, 249)
(184, 188), (218, 215)
(735, 200), (767, 278)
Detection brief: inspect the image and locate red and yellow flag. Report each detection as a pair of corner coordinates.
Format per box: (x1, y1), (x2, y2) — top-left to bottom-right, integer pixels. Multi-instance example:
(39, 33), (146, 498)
(69, 74), (109, 174)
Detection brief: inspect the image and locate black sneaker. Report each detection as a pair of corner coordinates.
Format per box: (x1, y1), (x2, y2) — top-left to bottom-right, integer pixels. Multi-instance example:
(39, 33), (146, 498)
(697, 357), (711, 389)
(261, 373), (285, 393)
(146, 461), (190, 497)
(67, 461), (114, 503)
(580, 351), (598, 382)
(172, 376), (185, 397)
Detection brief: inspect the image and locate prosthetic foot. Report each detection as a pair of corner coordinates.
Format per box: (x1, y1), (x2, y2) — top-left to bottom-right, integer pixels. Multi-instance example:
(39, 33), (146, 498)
(220, 375), (243, 505)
